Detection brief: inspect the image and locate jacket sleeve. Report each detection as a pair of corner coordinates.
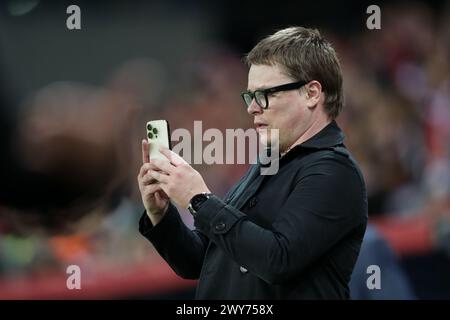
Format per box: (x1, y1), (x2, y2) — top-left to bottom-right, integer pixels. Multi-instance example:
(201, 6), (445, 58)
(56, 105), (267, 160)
(139, 202), (209, 279)
(193, 156), (368, 284)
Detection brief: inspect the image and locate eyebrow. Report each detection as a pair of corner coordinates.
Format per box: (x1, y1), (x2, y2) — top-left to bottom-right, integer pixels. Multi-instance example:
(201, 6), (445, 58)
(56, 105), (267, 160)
(246, 86), (270, 92)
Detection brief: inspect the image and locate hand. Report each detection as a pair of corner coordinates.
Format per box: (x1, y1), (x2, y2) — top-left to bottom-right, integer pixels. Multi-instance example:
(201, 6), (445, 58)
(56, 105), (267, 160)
(149, 147), (211, 209)
(137, 139), (169, 225)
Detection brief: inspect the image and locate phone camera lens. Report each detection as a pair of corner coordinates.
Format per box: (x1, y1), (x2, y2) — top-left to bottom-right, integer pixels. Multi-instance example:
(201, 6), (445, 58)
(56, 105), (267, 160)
(152, 128), (158, 134)
(148, 132), (153, 139)
(147, 124), (152, 131)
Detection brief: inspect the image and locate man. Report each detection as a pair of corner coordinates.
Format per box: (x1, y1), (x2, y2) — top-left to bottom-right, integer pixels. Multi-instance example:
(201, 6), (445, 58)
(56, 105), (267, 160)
(137, 26), (367, 299)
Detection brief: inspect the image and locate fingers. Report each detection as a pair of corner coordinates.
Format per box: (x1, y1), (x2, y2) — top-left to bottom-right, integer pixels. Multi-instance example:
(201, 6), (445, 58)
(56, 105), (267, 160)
(140, 166), (169, 185)
(155, 191), (168, 202)
(160, 147), (187, 167)
(149, 170), (169, 184)
(151, 158), (175, 174)
(141, 172), (157, 185)
(142, 183), (163, 195)
(139, 163), (147, 178)
(155, 191), (163, 203)
(138, 162), (159, 178)
(142, 139), (150, 164)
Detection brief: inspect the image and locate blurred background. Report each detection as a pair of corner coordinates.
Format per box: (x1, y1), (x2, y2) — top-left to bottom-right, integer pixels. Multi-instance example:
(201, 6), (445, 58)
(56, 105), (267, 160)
(0, 0), (449, 299)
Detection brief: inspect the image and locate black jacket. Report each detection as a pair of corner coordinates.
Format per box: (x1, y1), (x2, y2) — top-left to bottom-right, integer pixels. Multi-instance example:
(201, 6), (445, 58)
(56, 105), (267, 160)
(139, 121), (368, 299)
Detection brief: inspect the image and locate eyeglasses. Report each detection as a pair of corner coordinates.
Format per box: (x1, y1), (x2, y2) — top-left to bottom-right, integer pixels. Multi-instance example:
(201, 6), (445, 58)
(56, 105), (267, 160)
(241, 80), (309, 109)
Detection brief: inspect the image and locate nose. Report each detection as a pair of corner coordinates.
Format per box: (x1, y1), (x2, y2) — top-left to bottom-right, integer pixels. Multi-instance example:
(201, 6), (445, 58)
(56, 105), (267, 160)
(246, 99), (263, 116)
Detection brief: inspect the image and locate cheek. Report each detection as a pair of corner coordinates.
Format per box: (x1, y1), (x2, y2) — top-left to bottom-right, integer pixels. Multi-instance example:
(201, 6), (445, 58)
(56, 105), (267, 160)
(280, 118), (299, 143)
(271, 108), (300, 131)
(267, 94), (307, 128)
(279, 107), (310, 141)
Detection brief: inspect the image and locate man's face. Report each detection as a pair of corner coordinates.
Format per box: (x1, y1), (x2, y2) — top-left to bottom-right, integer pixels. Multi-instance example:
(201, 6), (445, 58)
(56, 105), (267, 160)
(247, 64), (314, 153)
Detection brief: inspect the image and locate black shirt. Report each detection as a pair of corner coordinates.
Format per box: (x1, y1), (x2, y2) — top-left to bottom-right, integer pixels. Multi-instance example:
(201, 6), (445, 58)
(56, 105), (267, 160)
(139, 120), (368, 299)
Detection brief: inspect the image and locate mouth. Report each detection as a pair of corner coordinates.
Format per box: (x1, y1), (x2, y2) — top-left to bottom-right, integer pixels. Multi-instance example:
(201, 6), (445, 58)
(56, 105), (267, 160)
(254, 122), (268, 131)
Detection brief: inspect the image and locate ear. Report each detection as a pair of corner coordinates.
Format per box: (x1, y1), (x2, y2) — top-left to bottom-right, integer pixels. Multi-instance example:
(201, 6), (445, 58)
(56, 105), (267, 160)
(305, 80), (322, 108)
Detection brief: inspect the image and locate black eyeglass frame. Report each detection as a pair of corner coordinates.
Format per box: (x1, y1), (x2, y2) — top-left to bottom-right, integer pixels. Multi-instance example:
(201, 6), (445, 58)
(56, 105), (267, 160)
(241, 80), (310, 109)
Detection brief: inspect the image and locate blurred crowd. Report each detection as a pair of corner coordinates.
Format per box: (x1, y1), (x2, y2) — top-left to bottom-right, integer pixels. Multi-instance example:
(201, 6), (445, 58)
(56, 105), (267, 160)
(339, 3), (450, 217)
(0, 2), (449, 298)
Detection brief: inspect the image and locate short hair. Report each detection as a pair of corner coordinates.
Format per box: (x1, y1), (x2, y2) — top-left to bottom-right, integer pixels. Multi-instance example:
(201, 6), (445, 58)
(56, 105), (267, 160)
(245, 26), (344, 119)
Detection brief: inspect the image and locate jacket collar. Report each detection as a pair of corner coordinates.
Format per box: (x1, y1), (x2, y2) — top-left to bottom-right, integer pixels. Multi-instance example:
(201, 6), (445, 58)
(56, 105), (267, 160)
(279, 120), (345, 162)
(297, 120), (345, 150)
(258, 120), (345, 166)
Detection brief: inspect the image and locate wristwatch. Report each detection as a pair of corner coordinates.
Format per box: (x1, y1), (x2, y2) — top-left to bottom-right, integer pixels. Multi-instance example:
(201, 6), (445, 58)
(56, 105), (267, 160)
(187, 192), (212, 215)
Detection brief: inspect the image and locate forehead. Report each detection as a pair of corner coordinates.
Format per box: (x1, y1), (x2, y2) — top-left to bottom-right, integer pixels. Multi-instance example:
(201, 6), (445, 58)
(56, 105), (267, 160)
(247, 64), (293, 90)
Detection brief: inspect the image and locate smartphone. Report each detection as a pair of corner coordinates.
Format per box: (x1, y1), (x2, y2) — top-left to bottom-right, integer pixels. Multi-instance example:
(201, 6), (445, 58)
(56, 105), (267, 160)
(146, 120), (171, 161)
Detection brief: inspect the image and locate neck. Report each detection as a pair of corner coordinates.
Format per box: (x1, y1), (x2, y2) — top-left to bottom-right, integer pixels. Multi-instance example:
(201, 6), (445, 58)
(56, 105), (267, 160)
(281, 115), (331, 156)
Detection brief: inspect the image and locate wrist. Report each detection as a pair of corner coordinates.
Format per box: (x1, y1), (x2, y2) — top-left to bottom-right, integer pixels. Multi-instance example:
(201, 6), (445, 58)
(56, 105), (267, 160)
(146, 202), (169, 217)
(187, 192), (212, 216)
(146, 203), (169, 226)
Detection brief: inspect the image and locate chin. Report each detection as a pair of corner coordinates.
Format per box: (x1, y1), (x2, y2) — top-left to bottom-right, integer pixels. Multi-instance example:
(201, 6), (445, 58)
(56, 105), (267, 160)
(258, 131), (270, 147)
